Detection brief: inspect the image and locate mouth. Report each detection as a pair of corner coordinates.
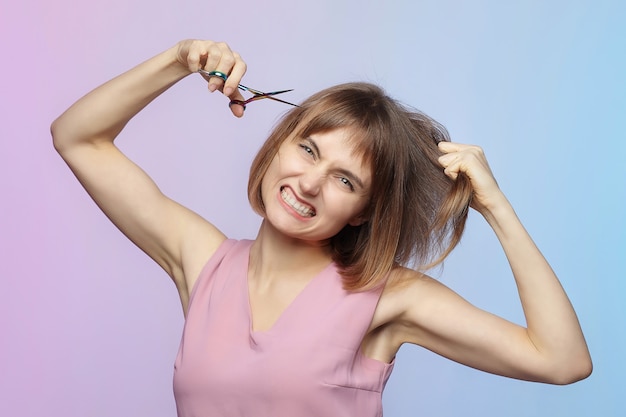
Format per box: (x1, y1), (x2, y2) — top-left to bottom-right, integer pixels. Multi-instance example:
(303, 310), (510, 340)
(280, 187), (316, 217)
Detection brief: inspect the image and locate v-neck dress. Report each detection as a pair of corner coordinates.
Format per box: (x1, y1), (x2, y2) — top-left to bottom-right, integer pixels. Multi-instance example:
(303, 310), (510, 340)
(173, 239), (394, 417)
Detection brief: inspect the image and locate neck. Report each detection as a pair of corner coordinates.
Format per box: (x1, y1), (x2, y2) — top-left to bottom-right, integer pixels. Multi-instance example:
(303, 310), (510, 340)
(249, 220), (333, 284)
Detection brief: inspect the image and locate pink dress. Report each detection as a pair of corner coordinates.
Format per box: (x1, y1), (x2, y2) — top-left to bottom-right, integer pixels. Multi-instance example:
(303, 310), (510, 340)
(173, 239), (394, 417)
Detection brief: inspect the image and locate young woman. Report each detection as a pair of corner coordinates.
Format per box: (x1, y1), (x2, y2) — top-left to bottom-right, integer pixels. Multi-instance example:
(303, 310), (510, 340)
(51, 39), (591, 417)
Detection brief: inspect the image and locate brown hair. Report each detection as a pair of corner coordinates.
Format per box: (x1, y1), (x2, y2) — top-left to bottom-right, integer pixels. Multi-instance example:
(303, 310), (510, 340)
(248, 82), (472, 291)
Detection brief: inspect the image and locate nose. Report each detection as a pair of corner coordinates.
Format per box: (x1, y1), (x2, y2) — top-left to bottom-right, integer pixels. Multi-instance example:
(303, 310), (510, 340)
(298, 167), (324, 196)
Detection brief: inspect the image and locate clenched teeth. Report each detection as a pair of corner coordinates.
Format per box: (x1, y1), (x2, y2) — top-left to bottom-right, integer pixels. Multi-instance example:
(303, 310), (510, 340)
(281, 188), (316, 217)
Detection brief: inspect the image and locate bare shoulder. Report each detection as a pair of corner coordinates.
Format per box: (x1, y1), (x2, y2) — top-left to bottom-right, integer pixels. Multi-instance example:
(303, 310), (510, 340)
(375, 267), (444, 325)
(363, 267), (446, 361)
(372, 266), (464, 344)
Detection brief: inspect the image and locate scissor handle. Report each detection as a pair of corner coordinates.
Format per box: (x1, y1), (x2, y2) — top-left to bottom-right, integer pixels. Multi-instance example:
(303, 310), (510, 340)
(199, 69), (228, 81)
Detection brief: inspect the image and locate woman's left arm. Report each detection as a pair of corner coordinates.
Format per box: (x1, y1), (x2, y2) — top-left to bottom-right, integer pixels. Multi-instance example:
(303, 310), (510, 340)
(394, 142), (591, 384)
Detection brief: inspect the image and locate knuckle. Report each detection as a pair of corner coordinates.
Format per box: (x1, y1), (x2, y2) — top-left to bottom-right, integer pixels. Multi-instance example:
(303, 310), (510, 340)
(209, 45), (220, 56)
(221, 54), (236, 66)
(466, 146), (483, 159)
(216, 41), (230, 51)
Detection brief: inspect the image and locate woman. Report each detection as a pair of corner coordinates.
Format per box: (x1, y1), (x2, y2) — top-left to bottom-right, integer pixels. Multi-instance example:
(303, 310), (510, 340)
(51, 40), (591, 416)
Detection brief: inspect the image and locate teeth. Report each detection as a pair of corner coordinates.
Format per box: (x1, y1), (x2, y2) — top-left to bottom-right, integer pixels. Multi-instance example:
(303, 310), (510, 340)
(281, 188), (315, 217)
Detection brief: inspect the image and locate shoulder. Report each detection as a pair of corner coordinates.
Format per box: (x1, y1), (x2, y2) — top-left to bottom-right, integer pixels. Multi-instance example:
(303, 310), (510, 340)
(363, 267), (449, 359)
(373, 266), (461, 336)
(371, 267), (432, 328)
(381, 266), (443, 303)
(376, 265), (495, 352)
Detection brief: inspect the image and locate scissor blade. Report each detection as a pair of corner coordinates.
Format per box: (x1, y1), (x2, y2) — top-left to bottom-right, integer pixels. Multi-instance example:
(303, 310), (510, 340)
(255, 89), (297, 107)
(264, 89), (295, 95)
(238, 85), (293, 96)
(263, 95), (299, 107)
(243, 87), (298, 107)
(247, 93), (298, 107)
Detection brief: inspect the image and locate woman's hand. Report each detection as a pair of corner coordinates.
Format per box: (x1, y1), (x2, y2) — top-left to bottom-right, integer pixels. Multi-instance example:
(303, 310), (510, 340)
(437, 141), (505, 215)
(175, 40), (248, 117)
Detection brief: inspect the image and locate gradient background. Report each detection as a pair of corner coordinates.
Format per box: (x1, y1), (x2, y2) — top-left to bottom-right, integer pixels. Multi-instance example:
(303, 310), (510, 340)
(1, 0), (624, 416)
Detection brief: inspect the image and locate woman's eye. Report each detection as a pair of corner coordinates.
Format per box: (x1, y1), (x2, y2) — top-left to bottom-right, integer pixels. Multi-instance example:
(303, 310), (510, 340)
(299, 144), (314, 156)
(340, 177), (354, 191)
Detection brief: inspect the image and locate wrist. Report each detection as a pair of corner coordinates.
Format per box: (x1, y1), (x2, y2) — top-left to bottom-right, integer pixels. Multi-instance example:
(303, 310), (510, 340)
(162, 44), (194, 77)
(478, 192), (515, 226)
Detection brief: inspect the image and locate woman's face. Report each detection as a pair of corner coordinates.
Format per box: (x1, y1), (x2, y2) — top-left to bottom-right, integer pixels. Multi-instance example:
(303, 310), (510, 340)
(260, 127), (372, 243)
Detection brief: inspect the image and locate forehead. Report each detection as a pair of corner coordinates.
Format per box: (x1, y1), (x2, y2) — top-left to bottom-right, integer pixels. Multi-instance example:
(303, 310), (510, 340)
(288, 123), (367, 154)
(290, 119), (372, 157)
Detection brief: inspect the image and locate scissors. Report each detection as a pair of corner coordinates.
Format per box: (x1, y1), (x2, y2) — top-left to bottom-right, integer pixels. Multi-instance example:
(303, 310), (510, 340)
(198, 69), (299, 110)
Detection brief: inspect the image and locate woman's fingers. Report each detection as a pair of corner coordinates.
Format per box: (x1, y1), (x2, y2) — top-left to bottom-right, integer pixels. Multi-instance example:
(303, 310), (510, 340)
(201, 42), (237, 93)
(176, 39), (248, 117)
(222, 52), (246, 97)
(223, 53), (247, 117)
(177, 40), (246, 90)
(437, 142), (489, 179)
(437, 141), (503, 211)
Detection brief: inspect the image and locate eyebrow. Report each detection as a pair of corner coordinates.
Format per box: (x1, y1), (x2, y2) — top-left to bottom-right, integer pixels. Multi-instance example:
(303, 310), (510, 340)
(305, 137), (366, 190)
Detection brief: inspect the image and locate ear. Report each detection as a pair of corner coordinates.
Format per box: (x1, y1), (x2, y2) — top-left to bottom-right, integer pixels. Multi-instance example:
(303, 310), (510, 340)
(348, 214), (368, 227)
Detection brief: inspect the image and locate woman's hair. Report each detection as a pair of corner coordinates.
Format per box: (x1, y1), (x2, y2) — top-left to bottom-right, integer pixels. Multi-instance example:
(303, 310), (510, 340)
(248, 82), (472, 291)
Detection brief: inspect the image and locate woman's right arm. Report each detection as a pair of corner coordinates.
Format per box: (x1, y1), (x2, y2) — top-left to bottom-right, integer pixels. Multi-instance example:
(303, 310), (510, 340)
(51, 40), (247, 308)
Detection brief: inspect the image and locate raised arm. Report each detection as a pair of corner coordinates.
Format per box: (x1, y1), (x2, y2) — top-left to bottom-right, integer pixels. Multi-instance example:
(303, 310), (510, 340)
(387, 142), (591, 384)
(51, 40), (247, 310)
